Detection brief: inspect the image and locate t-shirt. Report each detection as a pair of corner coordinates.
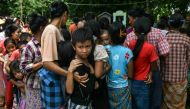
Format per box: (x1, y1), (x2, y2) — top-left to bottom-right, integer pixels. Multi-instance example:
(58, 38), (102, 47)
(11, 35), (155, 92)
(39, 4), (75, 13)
(128, 40), (158, 80)
(9, 49), (20, 61)
(69, 23), (77, 33)
(41, 24), (64, 62)
(94, 45), (109, 62)
(107, 45), (133, 88)
(0, 38), (6, 55)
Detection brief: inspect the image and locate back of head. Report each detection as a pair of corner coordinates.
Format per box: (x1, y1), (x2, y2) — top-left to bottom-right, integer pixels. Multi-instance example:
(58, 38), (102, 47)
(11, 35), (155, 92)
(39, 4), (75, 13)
(109, 21), (126, 45)
(169, 13), (184, 29)
(134, 17), (151, 35)
(72, 27), (93, 46)
(128, 8), (144, 18)
(10, 59), (20, 73)
(85, 20), (101, 38)
(20, 32), (32, 42)
(60, 29), (71, 41)
(29, 13), (48, 34)
(84, 12), (96, 22)
(58, 41), (74, 67)
(50, 1), (68, 19)
(98, 17), (110, 30)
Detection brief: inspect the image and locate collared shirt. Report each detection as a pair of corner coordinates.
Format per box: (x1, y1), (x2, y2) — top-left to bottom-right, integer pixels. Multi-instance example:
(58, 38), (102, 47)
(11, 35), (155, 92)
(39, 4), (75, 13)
(20, 37), (41, 88)
(124, 27), (170, 56)
(160, 30), (190, 82)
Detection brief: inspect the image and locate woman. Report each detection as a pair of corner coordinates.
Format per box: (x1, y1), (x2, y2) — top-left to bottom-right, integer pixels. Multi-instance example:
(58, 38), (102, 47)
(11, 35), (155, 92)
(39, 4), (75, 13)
(20, 13), (48, 109)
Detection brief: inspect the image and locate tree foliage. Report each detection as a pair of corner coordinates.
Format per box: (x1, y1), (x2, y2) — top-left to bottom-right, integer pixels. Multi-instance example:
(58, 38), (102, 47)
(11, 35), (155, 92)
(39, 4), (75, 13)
(0, 0), (189, 22)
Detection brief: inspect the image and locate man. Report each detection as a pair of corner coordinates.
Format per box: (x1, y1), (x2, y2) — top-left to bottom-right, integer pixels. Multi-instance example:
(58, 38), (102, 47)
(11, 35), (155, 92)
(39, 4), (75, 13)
(40, 1), (87, 109)
(124, 9), (170, 109)
(161, 13), (190, 109)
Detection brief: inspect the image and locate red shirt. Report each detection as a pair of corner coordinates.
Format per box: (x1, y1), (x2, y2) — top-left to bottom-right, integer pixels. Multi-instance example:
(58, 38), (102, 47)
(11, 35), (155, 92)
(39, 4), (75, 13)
(129, 40), (158, 80)
(0, 38), (6, 55)
(9, 49), (20, 61)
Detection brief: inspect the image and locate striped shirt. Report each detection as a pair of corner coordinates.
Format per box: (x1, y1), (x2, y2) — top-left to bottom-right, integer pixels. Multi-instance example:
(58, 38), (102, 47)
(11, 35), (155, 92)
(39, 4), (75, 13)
(20, 37), (41, 88)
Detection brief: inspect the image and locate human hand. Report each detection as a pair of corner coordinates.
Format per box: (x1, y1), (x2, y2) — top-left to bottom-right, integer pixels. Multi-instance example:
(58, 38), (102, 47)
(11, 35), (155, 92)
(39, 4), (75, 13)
(68, 59), (82, 73)
(73, 72), (89, 87)
(144, 71), (152, 84)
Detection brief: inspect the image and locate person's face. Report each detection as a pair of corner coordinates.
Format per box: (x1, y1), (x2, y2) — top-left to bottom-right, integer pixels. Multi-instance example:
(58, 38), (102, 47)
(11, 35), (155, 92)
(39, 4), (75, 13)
(128, 16), (135, 26)
(73, 40), (92, 59)
(100, 33), (111, 45)
(6, 42), (16, 53)
(12, 29), (21, 41)
(18, 44), (25, 53)
(14, 72), (23, 80)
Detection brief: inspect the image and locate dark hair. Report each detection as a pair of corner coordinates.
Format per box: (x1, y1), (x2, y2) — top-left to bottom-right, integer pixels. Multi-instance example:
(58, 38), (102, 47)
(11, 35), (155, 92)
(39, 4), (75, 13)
(10, 60), (20, 75)
(50, 1), (68, 19)
(109, 21), (126, 45)
(4, 37), (16, 52)
(128, 8), (144, 18)
(143, 13), (155, 26)
(19, 32), (32, 42)
(133, 17), (151, 60)
(84, 12), (96, 22)
(60, 29), (71, 41)
(29, 13), (48, 34)
(57, 41), (75, 67)
(72, 27), (93, 46)
(72, 27), (95, 65)
(157, 16), (169, 29)
(72, 17), (80, 25)
(85, 20), (101, 38)
(98, 17), (110, 30)
(168, 13), (184, 28)
(17, 41), (27, 49)
(5, 24), (20, 37)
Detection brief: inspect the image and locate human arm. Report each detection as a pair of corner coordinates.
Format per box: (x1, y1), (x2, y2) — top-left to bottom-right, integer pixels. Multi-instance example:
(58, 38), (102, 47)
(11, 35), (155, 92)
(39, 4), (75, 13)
(127, 59), (133, 79)
(66, 71), (74, 94)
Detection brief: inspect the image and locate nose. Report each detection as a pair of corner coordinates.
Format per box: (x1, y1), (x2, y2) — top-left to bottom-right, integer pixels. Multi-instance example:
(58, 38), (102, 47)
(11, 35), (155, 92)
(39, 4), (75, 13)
(81, 48), (87, 53)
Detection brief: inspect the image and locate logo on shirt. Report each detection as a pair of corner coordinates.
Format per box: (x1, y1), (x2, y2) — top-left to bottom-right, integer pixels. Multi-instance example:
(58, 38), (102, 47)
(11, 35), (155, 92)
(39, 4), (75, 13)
(125, 53), (129, 59)
(115, 69), (120, 75)
(113, 54), (119, 60)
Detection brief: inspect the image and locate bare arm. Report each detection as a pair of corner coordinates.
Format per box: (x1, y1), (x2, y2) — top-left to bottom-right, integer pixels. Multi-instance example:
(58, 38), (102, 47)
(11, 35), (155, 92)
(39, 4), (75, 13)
(5, 60), (11, 73)
(127, 60), (133, 79)
(43, 61), (68, 76)
(94, 61), (104, 78)
(66, 71), (74, 94)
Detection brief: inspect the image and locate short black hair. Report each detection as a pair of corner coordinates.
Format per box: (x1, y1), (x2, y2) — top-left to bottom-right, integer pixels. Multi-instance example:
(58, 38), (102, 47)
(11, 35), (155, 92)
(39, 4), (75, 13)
(50, 1), (68, 19)
(5, 24), (20, 37)
(169, 13), (184, 28)
(29, 13), (48, 34)
(72, 27), (93, 46)
(109, 22), (126, 45)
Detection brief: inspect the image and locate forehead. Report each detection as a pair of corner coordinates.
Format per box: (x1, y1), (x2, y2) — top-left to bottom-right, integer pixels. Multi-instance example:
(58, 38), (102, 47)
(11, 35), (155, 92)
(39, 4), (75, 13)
(7, 42), (15, 47)
(75, 40), (92, 46)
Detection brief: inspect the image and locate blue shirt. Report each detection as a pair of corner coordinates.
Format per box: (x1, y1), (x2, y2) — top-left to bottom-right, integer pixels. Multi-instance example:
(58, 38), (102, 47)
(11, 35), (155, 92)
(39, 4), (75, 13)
(107, 45), (133, 88)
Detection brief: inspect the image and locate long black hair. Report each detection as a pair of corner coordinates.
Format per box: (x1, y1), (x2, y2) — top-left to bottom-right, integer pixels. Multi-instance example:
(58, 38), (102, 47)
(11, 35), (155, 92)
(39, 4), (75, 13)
(133, 17), (151, 60)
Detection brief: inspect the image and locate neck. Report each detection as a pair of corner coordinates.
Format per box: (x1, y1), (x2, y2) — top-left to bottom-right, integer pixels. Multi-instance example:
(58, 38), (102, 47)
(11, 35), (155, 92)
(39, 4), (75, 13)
(75, 55), (88, 63)
(51, 18), (61, 28)
(35, 32), (42, 44)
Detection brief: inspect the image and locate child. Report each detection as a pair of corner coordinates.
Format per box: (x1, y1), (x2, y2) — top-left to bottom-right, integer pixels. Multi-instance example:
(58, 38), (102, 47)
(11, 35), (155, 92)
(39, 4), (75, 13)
(9, 60), (26, 109)
(128, 17), (158, 109)
(3, 38), (17, 109)
(66, 27), (97, 109)
(107, 22), (133, 109)
(100, 29), (111, 46)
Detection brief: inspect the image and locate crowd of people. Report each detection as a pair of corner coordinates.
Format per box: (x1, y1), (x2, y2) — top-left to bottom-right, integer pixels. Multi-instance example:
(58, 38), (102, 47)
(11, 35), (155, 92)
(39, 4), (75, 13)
(0, 1), (190, 109)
